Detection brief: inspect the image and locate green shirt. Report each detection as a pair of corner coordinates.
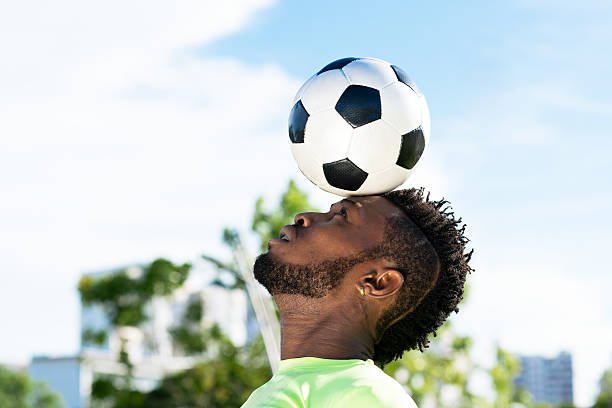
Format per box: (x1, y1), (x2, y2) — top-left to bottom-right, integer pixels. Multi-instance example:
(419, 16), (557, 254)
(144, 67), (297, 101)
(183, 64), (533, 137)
(241, 357), (417, 408)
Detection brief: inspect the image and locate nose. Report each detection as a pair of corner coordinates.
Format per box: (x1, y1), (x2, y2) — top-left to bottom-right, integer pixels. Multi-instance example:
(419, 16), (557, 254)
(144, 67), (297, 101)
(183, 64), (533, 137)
(294, 212), (318, 227)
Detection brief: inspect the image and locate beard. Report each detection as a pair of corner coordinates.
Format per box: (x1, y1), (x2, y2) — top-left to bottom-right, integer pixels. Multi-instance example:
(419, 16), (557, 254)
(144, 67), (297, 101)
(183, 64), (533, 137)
(253, 247), (385, 298)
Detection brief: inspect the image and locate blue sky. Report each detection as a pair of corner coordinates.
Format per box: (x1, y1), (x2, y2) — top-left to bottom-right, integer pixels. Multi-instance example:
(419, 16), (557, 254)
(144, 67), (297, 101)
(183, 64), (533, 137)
(0, 0), (610, 405)
(200, 0), (612, 279)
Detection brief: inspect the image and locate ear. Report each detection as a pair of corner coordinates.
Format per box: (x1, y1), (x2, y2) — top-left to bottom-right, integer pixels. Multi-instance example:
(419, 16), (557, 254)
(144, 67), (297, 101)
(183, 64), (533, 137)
(358, 263), (404, 299)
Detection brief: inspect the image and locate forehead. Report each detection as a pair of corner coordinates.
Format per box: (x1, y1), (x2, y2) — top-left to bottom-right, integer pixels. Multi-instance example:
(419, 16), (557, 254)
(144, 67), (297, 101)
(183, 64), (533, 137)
(336, 195), (405, 219)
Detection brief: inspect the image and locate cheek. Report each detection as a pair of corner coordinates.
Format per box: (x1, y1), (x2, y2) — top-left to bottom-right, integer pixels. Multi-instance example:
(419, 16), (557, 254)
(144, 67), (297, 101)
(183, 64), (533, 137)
(295, 243), (335, 261)
(278, 223), (375, 263)
(304, 232), (365, 259)
(275, 238), (342, 265)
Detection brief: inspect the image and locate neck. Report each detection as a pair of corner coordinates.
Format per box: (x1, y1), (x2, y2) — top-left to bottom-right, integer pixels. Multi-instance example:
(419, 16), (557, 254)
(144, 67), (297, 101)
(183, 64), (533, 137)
(275, 293), (376, 361)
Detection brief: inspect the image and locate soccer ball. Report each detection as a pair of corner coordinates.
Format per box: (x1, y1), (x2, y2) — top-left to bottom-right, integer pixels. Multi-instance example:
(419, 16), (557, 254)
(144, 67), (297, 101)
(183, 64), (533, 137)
(288, 57), (430, 196)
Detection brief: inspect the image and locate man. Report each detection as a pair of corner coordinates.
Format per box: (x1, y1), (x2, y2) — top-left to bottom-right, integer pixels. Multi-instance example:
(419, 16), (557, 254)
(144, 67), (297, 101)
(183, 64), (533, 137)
(242, 188), (473, 407)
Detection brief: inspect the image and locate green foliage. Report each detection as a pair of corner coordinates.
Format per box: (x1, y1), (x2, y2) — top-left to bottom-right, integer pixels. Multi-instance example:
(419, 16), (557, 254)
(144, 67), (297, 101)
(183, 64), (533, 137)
(168, 296), (219, 356)
(383, 320), (483, 407)
(91, 376), (115, 400)
(252, 179), (318, 252)
(183, 295), (204, 323)
(78, 258), (191, 327)
(90, 375), (146, 408)
(81, 328), (107, 346)
(383, 310), (552, 408)
(143, 334), (271, 408)
(593, 368), (612, 408)
(81, 179), (577, 408)
(202, 179), (318, 290)
(28, 385), (65, 408)
(142, 258), (191, 296)
(202, 247), (244, 290)
(0, 365), (64, 408)
(89, 331), (271, 408)
(490, 346), (522, 407)
(79, 258), (192, 407)
(135, 180), (313, 406)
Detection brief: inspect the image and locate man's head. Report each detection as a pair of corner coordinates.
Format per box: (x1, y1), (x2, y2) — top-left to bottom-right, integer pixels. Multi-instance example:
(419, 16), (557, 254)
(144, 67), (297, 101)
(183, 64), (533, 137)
(253, 188), (473, 366)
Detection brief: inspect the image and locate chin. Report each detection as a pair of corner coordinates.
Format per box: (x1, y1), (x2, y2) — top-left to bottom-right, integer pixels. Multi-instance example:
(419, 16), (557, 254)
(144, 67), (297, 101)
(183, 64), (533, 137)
(253, 252), (321, 298)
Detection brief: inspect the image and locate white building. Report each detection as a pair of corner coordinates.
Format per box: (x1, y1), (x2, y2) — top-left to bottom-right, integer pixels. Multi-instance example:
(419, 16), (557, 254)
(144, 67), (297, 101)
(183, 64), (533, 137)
(29, 263), (252, 408)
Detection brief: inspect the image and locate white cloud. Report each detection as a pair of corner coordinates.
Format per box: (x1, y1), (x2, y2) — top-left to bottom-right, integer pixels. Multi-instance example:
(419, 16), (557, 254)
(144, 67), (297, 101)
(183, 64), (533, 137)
(0, 1), (302, 363)
(2, 3), (608, 407)
(0, 0), (274, 99)
(0, 0), (454, 367)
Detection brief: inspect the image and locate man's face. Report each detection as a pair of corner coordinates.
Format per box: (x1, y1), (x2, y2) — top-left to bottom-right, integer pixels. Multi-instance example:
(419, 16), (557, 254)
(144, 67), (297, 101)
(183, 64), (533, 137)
(253, 196), (406, 297)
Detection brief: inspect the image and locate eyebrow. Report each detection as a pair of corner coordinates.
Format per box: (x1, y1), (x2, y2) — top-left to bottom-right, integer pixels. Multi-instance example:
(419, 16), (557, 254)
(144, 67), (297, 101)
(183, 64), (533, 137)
(343, 198), (361, 207)
(329, 198), (362, 211)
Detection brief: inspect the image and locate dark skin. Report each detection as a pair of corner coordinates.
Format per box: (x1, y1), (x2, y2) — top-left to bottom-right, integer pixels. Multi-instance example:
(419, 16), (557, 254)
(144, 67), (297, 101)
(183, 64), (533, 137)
(266, 195), (409, 361)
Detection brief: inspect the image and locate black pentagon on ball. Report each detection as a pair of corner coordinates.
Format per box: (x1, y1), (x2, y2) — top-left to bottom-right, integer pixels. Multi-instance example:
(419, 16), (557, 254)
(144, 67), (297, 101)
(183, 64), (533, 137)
(317, 57), (358, 75)
(323, 158), (368, 191)
(391, 64), (421, 94)
(335, 85), (381, 128)
(396, 127), (425, 170)
(288, 100), (309, 143)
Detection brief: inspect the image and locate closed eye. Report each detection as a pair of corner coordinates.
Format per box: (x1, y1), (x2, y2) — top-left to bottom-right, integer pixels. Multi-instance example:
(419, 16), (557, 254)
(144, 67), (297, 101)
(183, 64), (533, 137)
(333, 206), (348, 219)
(330, 199), (356, 212)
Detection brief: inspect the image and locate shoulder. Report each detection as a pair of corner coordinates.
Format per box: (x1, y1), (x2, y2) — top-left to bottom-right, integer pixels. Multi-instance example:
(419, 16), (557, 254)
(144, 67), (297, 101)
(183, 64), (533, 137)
(336, 363), (418, 407)
(337, 385), (417, 407)
(241, 376), (303, 408)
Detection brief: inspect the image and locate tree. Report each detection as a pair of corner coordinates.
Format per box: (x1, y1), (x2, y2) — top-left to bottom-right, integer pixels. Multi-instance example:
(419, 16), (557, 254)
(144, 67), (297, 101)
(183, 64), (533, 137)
(383, 317), (488, 407)
(78, 259), (192, 407)
(79, 258), (191, 329)
(593, 368), (612, 408)
(77, 181), (315, 407)
(206, 180), (552, 408)
(203, 179), (317, 289)
(251, 179), (318, 253)
(79, 179), (567, 407)
(137, 180), (313, 407)
(143, 334), (270, 407)
(202, 179), (318, 370)
(0, 365), (64, 408)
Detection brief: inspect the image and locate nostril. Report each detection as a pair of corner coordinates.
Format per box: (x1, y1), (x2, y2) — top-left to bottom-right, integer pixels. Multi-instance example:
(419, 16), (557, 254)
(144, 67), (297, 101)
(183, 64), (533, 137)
(294, 213), (308, 226)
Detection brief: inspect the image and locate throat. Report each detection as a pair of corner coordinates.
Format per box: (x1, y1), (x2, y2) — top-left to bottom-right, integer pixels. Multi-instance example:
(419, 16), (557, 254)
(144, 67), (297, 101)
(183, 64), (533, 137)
(276, 294), (375, 361)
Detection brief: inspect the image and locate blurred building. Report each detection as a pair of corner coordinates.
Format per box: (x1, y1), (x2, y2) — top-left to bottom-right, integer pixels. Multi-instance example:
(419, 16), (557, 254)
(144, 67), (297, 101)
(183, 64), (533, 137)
(513, 351), (574, 405)
(29, 263), (254, 408)
(29, 356), (83, 408)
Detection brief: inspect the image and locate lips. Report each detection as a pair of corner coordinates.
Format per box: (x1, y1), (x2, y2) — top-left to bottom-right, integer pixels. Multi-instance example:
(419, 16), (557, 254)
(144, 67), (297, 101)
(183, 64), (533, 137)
(278, 225), (296, 242)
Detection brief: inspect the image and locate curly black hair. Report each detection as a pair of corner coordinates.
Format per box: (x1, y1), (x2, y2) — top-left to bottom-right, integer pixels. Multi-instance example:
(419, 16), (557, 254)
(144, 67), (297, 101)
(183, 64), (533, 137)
(372, 188), (474, 366)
